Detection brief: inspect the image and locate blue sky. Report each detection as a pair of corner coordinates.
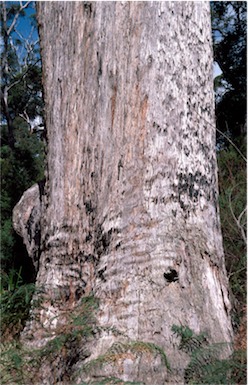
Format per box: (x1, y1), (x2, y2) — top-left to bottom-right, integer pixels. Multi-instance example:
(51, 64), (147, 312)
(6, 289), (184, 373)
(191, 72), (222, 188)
(16, 3), (38, 40)
(2, 2), (37, 44)
(213, 62), (222, 78)
(2, 1), (39, 62)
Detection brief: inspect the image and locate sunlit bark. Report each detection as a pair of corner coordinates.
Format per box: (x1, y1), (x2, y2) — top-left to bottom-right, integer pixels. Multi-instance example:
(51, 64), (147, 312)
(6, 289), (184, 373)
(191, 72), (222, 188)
(20, 2), (233, 383)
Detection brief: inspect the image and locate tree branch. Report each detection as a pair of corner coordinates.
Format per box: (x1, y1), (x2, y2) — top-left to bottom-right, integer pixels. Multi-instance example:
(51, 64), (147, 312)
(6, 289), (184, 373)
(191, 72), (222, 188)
(6, 58), (41, 92)
(228, 184), (247, 245)
(195, 110), (247, 163)
(7, 1), (31, 36)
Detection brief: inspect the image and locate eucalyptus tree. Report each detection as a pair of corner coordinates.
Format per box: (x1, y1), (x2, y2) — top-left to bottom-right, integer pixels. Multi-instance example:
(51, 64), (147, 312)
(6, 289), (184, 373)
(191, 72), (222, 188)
(0, 1), (43, 147)
(211, 1), (247, 141)
(18, 2), (233, 383)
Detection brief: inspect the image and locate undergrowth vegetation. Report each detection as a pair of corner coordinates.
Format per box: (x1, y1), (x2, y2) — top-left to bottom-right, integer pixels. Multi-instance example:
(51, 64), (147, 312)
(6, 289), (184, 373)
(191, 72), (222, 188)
(78, 379), (145, 385)
(217, 144), (247, 331)
(79, 340), (170, 381)
(0, 268), (38, 341)
(0, 340), (26, 385)
(172, 324), (247, 385)
(0, 295), (99, 384)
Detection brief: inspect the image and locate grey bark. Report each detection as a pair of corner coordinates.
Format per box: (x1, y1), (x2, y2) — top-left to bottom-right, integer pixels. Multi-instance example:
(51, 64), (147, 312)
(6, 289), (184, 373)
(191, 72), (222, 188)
(12, 183), (41, 273)
(20, 2), (233, 384)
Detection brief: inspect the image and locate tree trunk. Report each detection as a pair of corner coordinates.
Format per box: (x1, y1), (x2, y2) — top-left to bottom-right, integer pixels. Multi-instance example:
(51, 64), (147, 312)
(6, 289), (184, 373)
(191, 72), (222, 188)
(1, 2), (16, 149)
(22, 2), (233, 383)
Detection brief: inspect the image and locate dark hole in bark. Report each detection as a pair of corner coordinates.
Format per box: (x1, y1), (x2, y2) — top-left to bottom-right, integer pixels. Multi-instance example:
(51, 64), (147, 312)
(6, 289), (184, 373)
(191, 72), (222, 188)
(97, 266), (107, 282)
(84, 200), (95, 215)
(75, 287), (84, 301)
(83, 2), (92, 16)
(85, 232), (92, 242)
(164, 268), (179, 283)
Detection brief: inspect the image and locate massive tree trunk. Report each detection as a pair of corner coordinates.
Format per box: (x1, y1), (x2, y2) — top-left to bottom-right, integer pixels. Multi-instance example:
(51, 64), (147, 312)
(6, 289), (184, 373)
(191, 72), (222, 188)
(20, 2), (233, 383)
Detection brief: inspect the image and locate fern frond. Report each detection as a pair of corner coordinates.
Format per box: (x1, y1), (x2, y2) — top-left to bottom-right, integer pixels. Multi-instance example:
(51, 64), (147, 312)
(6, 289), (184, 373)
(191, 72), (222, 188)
(78, 377), (145, 385)
(171, 324), (207, 353)
(172, 324), (246, 384)
(82, 339), (170, 376)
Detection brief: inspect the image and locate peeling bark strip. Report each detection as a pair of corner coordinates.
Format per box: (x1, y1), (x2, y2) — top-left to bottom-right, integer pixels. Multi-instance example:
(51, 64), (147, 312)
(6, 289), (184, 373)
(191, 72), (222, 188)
(24, 2), (233, 383)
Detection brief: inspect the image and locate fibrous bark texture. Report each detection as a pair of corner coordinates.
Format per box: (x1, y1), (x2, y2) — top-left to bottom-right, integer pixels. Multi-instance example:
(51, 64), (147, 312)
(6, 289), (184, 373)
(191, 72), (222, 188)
(12, 183), (41, 274)
(22, 2), (233, 383)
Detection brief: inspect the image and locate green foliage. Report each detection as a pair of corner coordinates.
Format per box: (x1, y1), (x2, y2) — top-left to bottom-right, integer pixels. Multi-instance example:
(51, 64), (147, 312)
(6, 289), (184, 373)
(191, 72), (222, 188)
(0, 268), (38, 339)
(0, 295), (99, 384)
(82, 340), (170, 376)
(1, 123), (44, 204)
(0, 1), (45, 280)
(0, 122), (44, 275)
(172, 324), (247, 384)
(0, 219), (15, 264)
(38, 295), (99, 359)
(211, 1), (246, 141)
(79, 378), (144, 385)
(171, 325), (207, 353)
(0, 273), (40, 383)
(185, 346), (247, 384)
(1, 266), (23, 292)
(8, 65), (43, 119)
(0, 341), (26, 385)
(71, 295), (99, 330)
(217, 146), (246, 327)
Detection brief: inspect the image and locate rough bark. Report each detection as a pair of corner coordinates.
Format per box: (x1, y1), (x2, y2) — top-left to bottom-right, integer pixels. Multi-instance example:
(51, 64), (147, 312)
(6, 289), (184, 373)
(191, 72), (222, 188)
(20, 2), (233, 384)
(12, 183), (41, 274)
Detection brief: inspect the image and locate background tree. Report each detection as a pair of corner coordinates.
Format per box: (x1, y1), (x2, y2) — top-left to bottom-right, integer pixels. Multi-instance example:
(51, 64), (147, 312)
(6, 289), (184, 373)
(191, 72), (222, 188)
(0, 1), (44, 291)
(211, 1), (247, 144)
(218, 148), (246, 326)
(17, 2), (233, 383)
(211, 1), (247, 337)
